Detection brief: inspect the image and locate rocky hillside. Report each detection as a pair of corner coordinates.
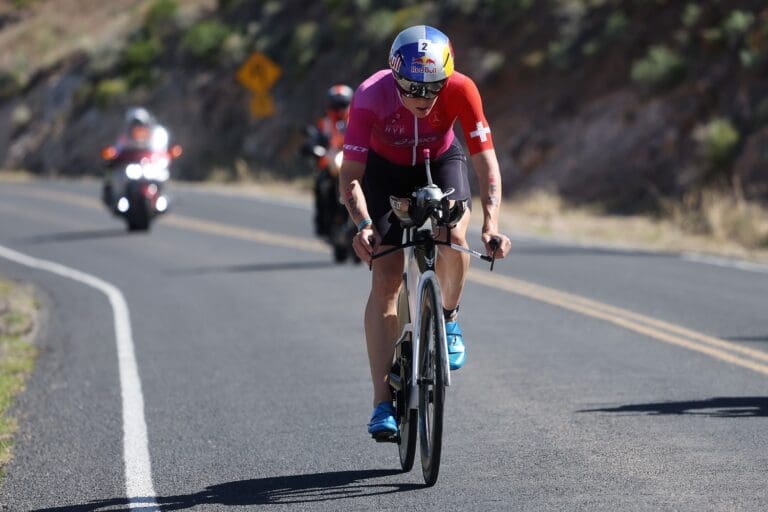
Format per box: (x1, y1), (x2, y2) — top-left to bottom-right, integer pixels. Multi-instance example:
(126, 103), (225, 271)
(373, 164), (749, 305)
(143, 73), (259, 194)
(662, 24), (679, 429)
(1, 0), (766, 214)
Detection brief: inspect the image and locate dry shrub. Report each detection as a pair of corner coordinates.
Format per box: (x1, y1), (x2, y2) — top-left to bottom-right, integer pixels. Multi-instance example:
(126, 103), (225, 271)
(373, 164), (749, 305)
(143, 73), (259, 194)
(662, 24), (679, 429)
(668, 189), (768, 249)
(512, 189), (564, 219)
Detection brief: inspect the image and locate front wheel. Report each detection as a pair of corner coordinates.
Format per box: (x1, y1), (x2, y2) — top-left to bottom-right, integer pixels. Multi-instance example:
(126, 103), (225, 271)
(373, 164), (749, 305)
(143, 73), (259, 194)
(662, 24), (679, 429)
(396, 340), (417, 472)
(418, 279), (445, 487)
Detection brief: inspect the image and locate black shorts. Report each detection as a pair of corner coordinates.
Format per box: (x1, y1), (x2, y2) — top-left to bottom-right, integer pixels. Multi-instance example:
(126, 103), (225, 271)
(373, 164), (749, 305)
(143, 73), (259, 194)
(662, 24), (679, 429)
(362, 142), (472, 246)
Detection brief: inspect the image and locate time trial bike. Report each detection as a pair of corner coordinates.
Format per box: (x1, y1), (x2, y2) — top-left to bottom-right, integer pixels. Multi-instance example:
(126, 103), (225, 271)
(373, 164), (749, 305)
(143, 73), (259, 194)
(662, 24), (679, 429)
(370, 149), (498, 486)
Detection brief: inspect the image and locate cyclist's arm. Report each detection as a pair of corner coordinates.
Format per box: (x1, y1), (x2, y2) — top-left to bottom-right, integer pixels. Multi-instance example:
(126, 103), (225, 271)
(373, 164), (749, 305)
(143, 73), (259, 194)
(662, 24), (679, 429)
(340, 160), (379, 262)
(470, 149), (502, 234)
(471, 149), (511, 258)
(339, 160), (369, 227)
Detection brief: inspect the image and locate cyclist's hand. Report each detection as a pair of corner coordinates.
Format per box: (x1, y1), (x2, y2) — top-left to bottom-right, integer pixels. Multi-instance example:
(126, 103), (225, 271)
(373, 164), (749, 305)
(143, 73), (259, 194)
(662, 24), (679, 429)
(354, 227), (379, 264)
(482, 232), (511, 259)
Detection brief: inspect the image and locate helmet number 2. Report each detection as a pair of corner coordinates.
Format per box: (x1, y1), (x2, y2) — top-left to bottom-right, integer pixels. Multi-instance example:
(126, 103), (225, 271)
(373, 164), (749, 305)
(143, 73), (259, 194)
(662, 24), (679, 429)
(418, 39), (432, 53)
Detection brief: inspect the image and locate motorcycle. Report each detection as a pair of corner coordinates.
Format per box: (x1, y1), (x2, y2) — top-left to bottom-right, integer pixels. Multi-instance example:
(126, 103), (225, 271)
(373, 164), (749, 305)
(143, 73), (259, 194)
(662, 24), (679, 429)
(100, 145), (182, 231)
(303, 125), (358, 263)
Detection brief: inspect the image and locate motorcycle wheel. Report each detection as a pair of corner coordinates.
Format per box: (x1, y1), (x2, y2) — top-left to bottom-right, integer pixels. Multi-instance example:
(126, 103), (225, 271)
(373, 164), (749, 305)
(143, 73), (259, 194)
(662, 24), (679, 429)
(126, 204), (151, 232)
(333, 244), (348, 263)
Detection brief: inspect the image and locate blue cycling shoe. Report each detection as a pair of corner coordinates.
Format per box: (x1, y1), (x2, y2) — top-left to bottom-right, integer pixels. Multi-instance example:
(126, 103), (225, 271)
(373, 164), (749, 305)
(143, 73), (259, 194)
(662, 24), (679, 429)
(446, 321), (466, 370)
(368, 401), (398, 440)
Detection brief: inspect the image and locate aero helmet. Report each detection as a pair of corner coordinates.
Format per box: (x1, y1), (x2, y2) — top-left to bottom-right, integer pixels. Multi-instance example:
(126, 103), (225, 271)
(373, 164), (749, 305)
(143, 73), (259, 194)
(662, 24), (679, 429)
(389, 25), (454, 98)
(326, 84), (353, 110)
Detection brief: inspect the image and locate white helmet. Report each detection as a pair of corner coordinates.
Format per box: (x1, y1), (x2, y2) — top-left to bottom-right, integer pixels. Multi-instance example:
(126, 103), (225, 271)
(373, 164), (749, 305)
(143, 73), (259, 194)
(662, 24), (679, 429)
(125, 107), (153, 126)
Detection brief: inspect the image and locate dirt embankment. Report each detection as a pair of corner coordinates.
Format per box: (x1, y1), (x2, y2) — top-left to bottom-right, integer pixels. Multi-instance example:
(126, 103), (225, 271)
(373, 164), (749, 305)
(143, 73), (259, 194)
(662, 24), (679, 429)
(1, 1), (767, 215)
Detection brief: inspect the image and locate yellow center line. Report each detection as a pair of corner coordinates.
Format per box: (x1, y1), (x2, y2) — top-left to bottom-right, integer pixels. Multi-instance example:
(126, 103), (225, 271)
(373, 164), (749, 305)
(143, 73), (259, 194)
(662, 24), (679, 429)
(2, 184), (328, 253)
(4, 185), (102, 209)
(162, 215), (328, 253)
(468, 270), (768, 376)
(7, 183), (768, 376)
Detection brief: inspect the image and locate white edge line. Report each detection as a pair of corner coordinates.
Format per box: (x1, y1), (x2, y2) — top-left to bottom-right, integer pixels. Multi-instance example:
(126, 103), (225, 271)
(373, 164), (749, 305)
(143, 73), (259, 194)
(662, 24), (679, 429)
(681, 252), (768, 274)
(0, 244), (159, 510)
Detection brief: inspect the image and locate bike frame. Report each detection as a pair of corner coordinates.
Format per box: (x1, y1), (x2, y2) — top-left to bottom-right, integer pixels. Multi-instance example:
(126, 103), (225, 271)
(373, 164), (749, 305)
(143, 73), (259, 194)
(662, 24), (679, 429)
(376, 167), (498, 415)
(396, 222), (452, 412)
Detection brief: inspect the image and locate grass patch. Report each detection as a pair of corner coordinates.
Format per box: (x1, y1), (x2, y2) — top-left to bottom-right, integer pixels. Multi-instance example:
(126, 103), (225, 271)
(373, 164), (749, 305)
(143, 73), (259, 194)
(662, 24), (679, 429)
(0, 279), (38, 479)
(492, 189), (768, 263)
(665, 189), (768, 250)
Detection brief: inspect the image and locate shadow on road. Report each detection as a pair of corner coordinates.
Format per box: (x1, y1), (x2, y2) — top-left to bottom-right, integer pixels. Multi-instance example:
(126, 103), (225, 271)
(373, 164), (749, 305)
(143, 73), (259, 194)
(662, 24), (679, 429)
(32, 468), (421, 511)
(727, 335), (768, 343)
(17, 228), (130, 244)
(170, 260), (338, 276)
(579, 396), (768, 417)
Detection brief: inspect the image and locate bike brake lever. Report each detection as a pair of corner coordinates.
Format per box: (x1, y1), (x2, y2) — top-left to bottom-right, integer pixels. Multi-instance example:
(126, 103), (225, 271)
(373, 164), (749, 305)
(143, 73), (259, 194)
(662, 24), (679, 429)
(489, 237), (500, 272)
(367, 235), (375, 271)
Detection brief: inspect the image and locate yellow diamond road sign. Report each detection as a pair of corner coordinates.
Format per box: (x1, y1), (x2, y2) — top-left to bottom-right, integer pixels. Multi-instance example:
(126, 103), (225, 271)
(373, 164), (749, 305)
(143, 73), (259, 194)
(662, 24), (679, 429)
(237, 52), (281, 93)
(248, 93), (275, 118)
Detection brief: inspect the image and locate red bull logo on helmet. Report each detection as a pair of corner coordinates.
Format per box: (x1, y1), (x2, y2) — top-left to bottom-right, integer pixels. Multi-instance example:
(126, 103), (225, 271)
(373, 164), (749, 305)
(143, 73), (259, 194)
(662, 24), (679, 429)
(410, 56), (437, 75)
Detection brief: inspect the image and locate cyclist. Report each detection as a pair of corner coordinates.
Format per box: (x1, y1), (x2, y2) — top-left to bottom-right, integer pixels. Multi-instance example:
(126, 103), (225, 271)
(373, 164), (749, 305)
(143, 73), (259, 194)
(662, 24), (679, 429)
(339, 25), (512, 437)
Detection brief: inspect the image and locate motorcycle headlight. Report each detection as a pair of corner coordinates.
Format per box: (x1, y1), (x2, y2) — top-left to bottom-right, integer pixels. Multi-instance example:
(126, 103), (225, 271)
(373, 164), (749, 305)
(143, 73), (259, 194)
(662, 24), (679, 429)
(333, 151), (344, 170)
(143, 159), (170, 181)
(125, 164), (142, 180)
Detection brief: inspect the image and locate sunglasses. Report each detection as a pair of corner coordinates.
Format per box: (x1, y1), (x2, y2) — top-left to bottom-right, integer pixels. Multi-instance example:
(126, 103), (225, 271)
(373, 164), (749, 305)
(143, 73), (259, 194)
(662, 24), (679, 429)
(394, 74), (446, 99)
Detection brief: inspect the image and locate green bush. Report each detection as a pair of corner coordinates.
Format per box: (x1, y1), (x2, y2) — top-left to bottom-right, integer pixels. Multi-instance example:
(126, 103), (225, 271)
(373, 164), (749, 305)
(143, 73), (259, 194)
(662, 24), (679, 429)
(604, 11), (629, 39)
(181, 20), (233, 64)
(217, 0), (246, 12)
(123, 37), (163, 68)
(681, 4), (701, 29)
(393, 5), (434, 33)
(293, 22), (318, 68)
(701, 27), (724, 44)
(365, 9), (395, 42)
(0, 70), (21, 100)
(93, 78), (128, 108)
(723, 10), (755, 40)
(695, 118), (740, 168)
(630, 45), (686, 88)
(121, 37), (163, 87)
(144, 0), (179, 38)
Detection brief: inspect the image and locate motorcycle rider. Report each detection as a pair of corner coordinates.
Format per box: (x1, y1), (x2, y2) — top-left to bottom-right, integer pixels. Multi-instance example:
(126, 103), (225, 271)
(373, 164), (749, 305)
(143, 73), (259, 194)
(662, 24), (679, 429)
(305, 85), (353, 236)
(102, 107), (171, 208)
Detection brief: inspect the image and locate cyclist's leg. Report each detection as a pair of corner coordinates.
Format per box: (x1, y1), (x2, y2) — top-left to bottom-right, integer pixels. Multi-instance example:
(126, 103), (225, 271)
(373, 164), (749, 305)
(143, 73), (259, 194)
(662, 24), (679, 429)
(365, 248), (404, 406)
(432, 142), (473, 313)
(361, 150), (416, 409)
(432, 143), (473, 370)
(435, 210), (471, 312)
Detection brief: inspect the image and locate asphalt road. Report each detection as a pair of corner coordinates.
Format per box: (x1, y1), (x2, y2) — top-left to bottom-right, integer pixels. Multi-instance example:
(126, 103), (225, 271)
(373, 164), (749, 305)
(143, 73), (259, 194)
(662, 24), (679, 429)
(1, 179), (767, 511)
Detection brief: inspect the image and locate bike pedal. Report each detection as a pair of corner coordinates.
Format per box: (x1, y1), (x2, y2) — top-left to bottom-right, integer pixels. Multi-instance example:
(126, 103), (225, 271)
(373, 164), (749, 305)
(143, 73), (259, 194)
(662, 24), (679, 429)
(371, 431), (399, 443)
